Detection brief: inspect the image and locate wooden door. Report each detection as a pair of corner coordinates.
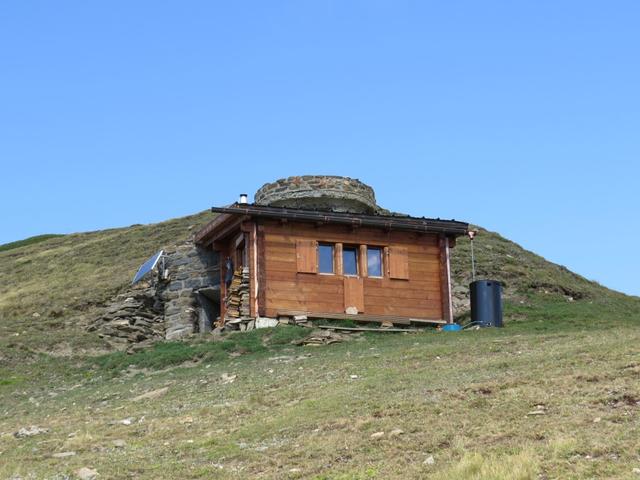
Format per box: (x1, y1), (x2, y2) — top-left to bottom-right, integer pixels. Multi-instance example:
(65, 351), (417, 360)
(343, 277), (364, 313)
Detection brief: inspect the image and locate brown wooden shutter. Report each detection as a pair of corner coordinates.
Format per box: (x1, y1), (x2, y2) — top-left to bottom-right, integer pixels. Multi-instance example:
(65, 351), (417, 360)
(388, 246), (409, 280)
(296, 239), (317, 273)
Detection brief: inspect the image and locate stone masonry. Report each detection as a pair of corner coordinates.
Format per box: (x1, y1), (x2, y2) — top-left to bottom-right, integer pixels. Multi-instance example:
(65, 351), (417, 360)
(88, 286), (165, 350)
(162, 241), (220, 339)
(255, 175), (378, 214)
(89, 239), (220, 347)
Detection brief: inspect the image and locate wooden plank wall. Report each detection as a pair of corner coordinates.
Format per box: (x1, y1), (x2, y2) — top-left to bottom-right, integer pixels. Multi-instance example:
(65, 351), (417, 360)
(261, 220), (444, 320)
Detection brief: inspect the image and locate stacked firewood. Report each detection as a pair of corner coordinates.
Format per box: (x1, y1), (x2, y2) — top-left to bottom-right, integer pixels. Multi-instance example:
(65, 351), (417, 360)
(224, 267), (251, 322)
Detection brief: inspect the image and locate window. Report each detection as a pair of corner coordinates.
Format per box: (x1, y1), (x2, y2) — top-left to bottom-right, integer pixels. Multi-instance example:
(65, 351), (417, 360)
(296, 240), (393, 278)
(367, 247), (383, 277)
(343, 246), (358, 276)
(318, 244), (334, 274)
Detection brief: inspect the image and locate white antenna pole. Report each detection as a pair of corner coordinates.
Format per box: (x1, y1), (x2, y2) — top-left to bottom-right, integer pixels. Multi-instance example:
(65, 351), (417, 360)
(468, 231), (477, 282)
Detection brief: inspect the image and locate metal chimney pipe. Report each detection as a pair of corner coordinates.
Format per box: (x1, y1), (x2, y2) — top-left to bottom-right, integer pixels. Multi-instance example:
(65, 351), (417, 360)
(239, 193), (248, 204)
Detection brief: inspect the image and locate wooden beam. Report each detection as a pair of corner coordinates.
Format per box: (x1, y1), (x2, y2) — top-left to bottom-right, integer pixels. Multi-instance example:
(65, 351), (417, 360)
(257, 223), (267, 317)
(318, 325), (418, 333)
(194, 213), (231, 244)
(248, 222), (258, 318)
(439, 235), (454, 323)
(277, 309), (447, 326)
(232, 231), (245, 250)
(335, 243), (343, 276)
(203, 217), (245, 246)
(359, 244), (368, 277)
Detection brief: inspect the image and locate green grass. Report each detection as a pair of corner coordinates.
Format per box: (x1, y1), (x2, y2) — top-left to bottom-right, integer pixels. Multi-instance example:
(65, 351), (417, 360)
(0, 233), (64, 252)
(0, 210), (214, 356)
(93, 326), (311, 374)
(1, 297), (639, 479)
(1, 210), (640, 478)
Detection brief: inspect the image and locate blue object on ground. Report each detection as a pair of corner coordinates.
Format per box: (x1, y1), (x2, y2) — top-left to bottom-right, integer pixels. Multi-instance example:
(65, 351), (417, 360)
(442, 323), (462, 332)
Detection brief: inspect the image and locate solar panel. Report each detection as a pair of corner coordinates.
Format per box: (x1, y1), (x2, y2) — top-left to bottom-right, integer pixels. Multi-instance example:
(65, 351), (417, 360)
(132, 250), (164, 285)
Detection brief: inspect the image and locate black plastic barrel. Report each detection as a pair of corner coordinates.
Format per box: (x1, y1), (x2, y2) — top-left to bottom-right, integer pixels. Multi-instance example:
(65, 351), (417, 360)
(470, 280), (503, 327)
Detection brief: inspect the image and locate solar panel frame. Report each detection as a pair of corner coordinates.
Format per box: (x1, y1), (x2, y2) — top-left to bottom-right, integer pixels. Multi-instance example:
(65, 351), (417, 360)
(132, 250), (164, 285)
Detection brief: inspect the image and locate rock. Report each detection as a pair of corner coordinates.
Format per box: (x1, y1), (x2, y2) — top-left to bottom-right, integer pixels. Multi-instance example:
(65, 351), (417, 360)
(256, 317), (279, 329)
(14, 426), (49, 438)
(112, 439), (126, 448)
(52, 451), (76, 458)
(526, 410), (546, 416)
(350, 375), (359, 379)
(32, 312), (41, 318)
(424, 455), (435, 465)
(119, 418), (134, 426)
(389, 428), (404, 437)
(593, 417), (602, 423)
(76, 467), (98, 480)
(370, 431), (385, 440)
(345, 306), (358, 315)
(221, 373), (237, 384)
(211, 326), (224, 337)
(293, 315), (308, 321)
(632, 467), (640, 474)
(294, 330), (351, 346)
(131, 387), (169, 402)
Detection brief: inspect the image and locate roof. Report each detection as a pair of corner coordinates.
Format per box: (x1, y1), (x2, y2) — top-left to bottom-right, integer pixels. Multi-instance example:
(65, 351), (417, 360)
(195, 204), (468, 244)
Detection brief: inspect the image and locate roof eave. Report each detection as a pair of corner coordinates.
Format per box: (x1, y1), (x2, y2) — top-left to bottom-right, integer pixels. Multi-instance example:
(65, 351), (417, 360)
(208, 205), (469, 236)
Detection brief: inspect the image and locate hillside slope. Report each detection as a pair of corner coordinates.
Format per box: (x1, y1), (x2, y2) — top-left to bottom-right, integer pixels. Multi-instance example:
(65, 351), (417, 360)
(0, 211), (631, 355)
(0, 211), (214, 354)
(450, 227), (629, 314)
(2, 214), (640, 479)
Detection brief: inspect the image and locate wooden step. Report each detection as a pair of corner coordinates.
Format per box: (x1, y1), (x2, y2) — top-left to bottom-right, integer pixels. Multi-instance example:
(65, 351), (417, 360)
(277, 309), (446, 326)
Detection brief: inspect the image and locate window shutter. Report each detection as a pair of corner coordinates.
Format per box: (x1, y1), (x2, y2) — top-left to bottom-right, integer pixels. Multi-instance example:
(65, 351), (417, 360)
(388, 246), (409, 280)
(296, 239), (317, 273)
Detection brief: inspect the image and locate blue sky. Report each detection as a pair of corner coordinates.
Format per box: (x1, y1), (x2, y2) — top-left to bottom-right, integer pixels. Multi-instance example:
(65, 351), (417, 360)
(1, 1), (639, 296)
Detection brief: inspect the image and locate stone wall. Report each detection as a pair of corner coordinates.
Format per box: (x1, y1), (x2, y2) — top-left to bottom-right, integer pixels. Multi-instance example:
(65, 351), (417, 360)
(88, 286), (165, 351)
(89, 239), (220, 347)
(162, 241), (220, 339)
(254, 176), (378, 214)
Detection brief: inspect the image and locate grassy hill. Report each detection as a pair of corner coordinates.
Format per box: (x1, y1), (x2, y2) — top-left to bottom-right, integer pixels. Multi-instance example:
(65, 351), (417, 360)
(0, 212), (625, 355)
(1, 213), (639, 479)
(0, 211), (215, 356)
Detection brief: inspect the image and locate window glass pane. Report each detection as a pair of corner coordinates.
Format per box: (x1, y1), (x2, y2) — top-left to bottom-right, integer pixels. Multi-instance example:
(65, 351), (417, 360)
(318, 244), (334, 273)
(367, 247), (382, 277)
(343, 246), (358, 275)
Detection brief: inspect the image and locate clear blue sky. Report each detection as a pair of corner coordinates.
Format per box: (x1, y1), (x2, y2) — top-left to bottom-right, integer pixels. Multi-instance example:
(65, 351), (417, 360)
(1, 2), (639, 296)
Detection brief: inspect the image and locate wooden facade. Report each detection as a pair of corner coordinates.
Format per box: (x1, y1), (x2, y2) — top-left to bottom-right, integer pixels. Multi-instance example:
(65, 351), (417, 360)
(195, 205), (467, 326)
